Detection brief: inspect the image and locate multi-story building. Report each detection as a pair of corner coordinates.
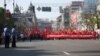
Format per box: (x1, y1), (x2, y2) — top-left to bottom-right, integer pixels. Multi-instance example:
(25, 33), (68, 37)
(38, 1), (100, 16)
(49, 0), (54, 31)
(96, 0), (100, 29)
(70, 1), (84, 30)
(64, 6), (70, 29)
(59, 6), (65, 29)
(97, 0), (100, 14)
(84, 0), (98, 14)
(70, 1), (83, 13)
(57, 1), (84, 30)
(57, 6), (70, 30)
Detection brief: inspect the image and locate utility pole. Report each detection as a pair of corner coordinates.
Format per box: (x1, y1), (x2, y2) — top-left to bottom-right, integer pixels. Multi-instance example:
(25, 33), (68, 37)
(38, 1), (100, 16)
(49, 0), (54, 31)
(4, 0), (6, 10)
(13, 0), (15, 13)
(4, 0), (7, 19)
(97, 13), (100, 29)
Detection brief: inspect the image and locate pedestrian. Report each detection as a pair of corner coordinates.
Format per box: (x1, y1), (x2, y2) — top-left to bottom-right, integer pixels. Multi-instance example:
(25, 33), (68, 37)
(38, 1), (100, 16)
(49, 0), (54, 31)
(29, 34), (33, 41)
(3, 25), (11, 48)
(11, 25), (17, 47)
(20, 33), (24, 41)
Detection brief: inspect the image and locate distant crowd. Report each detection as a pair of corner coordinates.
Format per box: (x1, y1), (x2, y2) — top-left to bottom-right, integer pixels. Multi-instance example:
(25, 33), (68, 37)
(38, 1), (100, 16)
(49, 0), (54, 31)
(0, 25), (100, 48)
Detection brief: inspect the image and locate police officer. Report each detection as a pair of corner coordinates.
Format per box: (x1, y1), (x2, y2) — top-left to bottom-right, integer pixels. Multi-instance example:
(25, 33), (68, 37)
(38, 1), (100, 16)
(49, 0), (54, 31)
(3, 25), (11, 48)
(11, 26), (17, 47)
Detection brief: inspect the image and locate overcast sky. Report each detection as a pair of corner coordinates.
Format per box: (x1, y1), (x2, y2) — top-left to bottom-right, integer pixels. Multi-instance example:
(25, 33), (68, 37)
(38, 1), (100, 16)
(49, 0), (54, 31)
(0, 0), (83, 21)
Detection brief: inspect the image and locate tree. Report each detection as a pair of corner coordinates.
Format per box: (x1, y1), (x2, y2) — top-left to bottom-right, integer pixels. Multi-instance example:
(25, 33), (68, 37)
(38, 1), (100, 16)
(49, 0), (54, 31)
(96, 15), (100, 29)
(0, 7), (5, 43)
(0, 7), (14, 28)
(82, 13), (97, 31)
(0, 7), (5, 32)
(5, 10), (14, 28)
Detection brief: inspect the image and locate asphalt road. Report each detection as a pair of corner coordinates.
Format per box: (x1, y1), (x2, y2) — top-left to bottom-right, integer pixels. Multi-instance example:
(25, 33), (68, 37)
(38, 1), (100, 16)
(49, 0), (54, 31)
(0, 40), (100, 56)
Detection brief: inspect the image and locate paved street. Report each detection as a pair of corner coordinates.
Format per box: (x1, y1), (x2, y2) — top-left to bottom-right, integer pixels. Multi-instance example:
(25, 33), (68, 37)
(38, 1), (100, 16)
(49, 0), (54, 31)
(0, 40), (100, 56)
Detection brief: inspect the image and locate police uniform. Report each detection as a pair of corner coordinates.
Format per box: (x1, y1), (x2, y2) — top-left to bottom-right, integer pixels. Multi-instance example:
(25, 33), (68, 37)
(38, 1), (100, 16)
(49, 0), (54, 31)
(11, 28), (17, 47)
(3, 27), (11, 48)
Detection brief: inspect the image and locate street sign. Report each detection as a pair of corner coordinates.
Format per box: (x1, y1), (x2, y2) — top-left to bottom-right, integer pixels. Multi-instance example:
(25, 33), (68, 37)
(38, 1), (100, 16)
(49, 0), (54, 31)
(37, 7), (41, 11)
(42, 7), (51, 12)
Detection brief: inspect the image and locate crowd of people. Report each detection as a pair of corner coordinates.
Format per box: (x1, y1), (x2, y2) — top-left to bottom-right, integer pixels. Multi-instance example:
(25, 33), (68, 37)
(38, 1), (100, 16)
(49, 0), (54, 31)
(0, 25), (44, 48)
(0, 25), (99, 48)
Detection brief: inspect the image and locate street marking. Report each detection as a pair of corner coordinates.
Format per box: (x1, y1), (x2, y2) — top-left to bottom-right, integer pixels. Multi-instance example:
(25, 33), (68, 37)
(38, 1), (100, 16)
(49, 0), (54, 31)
(63, 51), (70, 55)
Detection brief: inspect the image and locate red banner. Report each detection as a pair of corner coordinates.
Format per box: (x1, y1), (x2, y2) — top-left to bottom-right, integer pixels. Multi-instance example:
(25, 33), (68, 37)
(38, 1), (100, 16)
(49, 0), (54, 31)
(71, 12), (77, 27)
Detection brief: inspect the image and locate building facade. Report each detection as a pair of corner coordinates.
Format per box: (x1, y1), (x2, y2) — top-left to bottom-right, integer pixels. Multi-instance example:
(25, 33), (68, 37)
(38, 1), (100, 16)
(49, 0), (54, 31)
(84, 0), (98, 14)
(70, 1), (83, 13)
(56, 16), (62, 30)
(64, 6), (70, 29)
(97, 0), (100, 13)
(37, 19), (52, 31)
(12, 3), (37, 33)
(96, 0), (100, 29)
(70, 1), (84, 30)
(59, 6), (65, 29)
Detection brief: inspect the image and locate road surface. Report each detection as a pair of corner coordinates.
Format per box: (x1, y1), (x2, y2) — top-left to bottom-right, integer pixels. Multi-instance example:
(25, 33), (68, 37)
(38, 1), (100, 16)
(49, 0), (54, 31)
(0, 40), (100, 56)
